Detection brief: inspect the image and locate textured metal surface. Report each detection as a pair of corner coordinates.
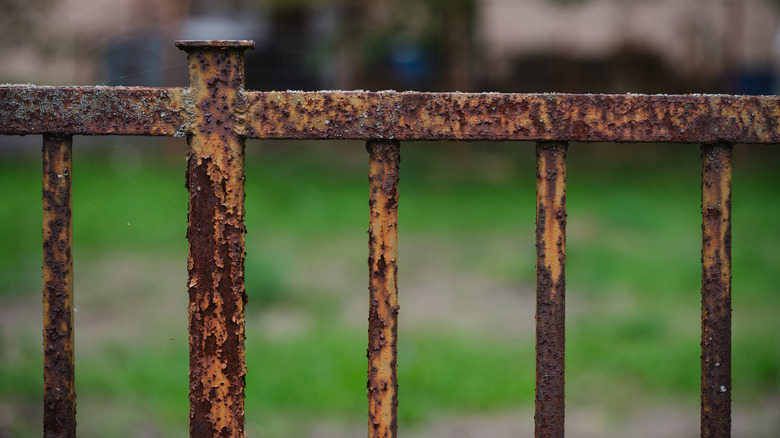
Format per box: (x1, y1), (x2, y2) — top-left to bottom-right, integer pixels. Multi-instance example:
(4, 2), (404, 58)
(176, 40), (255, 50)
(42, 134), (75, 437)
(241, 92), (780, 143)
(3, 86), (779, 143)
(535, 141), (567, 438)
(0, 39), (766, 438)
(0, 86), (185, 136)
(367, 139), (400, 438)
(179, 41), (252, 438)
(701, 142), (733, 438)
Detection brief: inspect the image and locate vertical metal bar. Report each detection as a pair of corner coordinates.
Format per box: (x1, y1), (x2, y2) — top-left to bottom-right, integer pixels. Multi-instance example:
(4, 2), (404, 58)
(701, 142), (732, 438)
(535, 140), (567, 438)
(176, 40), (254, 438)
(367, 139), (400, 438)
(42, 134), (76, 437)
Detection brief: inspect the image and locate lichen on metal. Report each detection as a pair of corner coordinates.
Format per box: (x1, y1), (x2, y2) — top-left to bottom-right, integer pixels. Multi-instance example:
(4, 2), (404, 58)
(701, 142), (733, 438)
(534, 141), (567, 438)
(0, 86), (186, 136)
(367, 139), (400, 438)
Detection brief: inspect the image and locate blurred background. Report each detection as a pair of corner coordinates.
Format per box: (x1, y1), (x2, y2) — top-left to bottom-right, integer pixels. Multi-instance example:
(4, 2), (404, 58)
(1, 0), (779, 437)
(3, 0), (780, 93)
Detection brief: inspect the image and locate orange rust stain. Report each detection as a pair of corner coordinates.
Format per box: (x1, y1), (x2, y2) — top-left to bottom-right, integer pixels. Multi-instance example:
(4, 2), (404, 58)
(179, 42), (251, 438)
(367, 140), (400, 438)
(535, 141), (567, 438)
(240, 92), (780, 143)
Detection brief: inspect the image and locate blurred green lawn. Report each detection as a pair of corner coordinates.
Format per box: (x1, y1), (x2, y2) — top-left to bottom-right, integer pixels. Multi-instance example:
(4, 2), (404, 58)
(0, 139), (778, 437)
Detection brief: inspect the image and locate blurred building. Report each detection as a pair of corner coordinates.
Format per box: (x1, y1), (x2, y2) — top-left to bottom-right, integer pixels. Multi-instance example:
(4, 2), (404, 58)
(0, 0), (778, 94)
(478, 0), (779, 94)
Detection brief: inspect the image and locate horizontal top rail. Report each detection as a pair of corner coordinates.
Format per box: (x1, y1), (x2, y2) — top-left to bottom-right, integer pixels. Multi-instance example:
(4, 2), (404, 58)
(2, 86), (779, 143)
(0, 86), (187, 137)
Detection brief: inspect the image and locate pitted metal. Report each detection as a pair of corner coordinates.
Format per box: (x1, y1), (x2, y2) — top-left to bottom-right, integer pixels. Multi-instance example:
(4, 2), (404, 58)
(0, 40), (766, 438)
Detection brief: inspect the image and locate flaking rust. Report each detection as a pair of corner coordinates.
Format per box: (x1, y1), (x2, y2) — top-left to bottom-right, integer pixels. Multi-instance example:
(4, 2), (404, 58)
(42, 134), (76, 438)
(535, 141), (567, 438)
(0, 86), (186, 136)
(701, 142), (732, 438)
(367, 139), (400, 438)
(0, 38), (770, 438)
(177, 40), (253, 438)
(242, 92), (780, 143)
(2, 87), (779, 143)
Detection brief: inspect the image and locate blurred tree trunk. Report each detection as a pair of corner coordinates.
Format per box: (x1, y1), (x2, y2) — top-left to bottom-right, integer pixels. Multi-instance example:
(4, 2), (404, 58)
(442, 1), (472, 91)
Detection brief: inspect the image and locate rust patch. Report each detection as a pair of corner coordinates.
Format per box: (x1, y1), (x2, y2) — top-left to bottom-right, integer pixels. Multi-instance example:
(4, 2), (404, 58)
(0, 39), (769, 437)
(701, 142), (732, 438)
(0, 86), (186, 136)
(42, 134), (76, 437)
(242, 91), (780, 143)
(178, 41), (253, 438)
(535, 141), (567, 438)
(2, 87), (778, 143)
(367, 139), (400, 438)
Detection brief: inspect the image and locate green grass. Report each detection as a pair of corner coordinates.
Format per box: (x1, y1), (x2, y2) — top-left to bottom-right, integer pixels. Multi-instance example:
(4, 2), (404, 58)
(1, 140), (778, 436)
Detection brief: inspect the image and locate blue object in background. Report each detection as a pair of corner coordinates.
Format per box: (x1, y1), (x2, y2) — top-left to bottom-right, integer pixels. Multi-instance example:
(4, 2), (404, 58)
(734, 68), (775, 95)
(388, 36), (432, 90)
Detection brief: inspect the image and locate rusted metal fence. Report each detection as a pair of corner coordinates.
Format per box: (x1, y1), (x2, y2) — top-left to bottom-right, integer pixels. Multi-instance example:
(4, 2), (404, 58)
(1, 40), (776, 438)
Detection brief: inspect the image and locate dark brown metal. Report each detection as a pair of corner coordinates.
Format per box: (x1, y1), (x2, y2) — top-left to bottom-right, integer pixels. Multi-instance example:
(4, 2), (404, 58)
(0, 86), (185, 136)
(241, 92), (780, 143)
(176, 40), (255, 50)
(367, 139), (400, 438)
(535, 141), (567, 438)
(701, 142), (733, 438)
(3, 87), (780, 144)
(178, 40), (254, 438)
(42, 134), (75, 437)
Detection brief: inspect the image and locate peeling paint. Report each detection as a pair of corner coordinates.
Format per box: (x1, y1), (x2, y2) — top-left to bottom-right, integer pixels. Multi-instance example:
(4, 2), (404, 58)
(178, 40), (253, 438)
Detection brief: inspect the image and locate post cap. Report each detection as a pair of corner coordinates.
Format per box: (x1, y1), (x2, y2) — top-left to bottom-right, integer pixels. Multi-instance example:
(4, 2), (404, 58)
(175, 40), (255, 51)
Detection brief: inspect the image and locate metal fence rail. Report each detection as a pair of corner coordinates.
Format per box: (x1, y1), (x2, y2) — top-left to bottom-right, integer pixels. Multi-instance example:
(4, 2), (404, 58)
(1, 40), (776, 438)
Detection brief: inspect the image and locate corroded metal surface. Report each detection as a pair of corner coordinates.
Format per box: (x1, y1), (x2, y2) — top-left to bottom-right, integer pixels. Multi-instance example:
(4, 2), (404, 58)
(42, 135), (75, 437)
(242, 92), (780, 143)
(0, 39), (767, 438)
(535, 141), (567, 438)
(701, 142), (732, 438)
(179, 41), (253, 438)
(367, 139), (400, 438)
(0, 86), (186, 136)
(176, 40), (255, 50)
(3, 86), (779, 143)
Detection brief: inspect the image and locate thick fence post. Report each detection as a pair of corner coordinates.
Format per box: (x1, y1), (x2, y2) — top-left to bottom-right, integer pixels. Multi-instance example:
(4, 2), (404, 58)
(535, 141), (567, 438)
(701, 142), (733, 438)
(367, 139), (401, 438)
(176, 40), (254, 438)
(42, 134), (76, 438)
